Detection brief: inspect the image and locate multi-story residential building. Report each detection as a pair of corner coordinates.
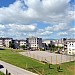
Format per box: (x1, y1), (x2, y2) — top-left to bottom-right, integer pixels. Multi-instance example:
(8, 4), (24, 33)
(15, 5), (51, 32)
(67, 39), (75, 55)
(4, 38), (13, 47)
(19, 40), (27, 46)
(0, 39), (4, 47)
(26, 36), (42, 50)
(0, 38), (13, 47)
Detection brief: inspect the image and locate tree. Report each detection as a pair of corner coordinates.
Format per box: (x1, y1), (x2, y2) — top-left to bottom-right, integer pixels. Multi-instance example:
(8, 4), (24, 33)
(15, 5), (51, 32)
(20, 45), (26, 50)
(9, 42), (15, 49)
(48, 44), (56, 52)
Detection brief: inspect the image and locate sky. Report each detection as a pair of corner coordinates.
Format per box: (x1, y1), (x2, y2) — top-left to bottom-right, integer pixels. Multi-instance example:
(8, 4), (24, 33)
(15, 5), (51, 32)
(0, 0), (75, 39)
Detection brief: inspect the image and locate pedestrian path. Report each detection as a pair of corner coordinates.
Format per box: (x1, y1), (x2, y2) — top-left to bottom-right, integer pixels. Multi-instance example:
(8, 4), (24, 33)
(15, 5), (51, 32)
(0, 60), (38, 75)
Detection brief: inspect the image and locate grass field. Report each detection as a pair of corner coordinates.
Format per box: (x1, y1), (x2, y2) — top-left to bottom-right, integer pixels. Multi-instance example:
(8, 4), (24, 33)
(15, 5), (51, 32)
(0, 71), (5, 75)
(0, 48), (75, 75)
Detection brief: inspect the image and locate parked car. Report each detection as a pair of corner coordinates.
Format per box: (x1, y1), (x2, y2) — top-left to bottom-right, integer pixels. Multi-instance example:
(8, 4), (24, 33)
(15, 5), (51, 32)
(0, 64), (6, 74)
(0, 65), (4, 68)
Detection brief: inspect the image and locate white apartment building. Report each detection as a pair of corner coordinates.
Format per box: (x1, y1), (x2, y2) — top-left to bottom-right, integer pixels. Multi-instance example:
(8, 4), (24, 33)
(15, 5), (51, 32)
(0, 38), (12, 47)
(5, 38), (12, 47)
(0, 39), (3, 47)
(67, 39), (75, 55)
(19, 40), (26, 46)
(26, 37), (42, 50)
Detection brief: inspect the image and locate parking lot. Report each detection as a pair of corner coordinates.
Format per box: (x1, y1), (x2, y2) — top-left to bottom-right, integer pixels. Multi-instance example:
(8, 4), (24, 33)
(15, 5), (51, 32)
(19, 51), (75, 64)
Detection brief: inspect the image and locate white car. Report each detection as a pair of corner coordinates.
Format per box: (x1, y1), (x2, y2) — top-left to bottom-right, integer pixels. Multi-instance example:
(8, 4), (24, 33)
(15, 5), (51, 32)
(0, 64), (6, 74)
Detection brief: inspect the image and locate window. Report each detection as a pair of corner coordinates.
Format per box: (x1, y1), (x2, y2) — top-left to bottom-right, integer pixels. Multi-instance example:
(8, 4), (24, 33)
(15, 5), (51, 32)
(69, 44), (71, 46)
(72, 49), (75, 50)
(69, 49), (71, 51)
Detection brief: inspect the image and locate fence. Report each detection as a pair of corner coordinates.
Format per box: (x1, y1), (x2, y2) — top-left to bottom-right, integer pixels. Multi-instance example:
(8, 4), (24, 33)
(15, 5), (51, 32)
(21, 52), (75, 64)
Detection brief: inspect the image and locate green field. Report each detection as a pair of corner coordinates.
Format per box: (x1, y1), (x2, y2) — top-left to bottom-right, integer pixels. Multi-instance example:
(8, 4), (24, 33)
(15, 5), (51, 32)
(0, 49), (75, 75)
(0, 71), (5, 75)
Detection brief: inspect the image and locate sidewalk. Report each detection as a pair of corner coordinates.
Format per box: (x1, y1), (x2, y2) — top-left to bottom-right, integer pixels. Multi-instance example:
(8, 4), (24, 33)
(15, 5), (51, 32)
(0, 60), (38, 75)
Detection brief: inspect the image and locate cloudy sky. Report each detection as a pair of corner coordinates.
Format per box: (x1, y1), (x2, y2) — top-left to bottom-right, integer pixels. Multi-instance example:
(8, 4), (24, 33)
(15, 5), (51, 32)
(0, 0), (75, 39)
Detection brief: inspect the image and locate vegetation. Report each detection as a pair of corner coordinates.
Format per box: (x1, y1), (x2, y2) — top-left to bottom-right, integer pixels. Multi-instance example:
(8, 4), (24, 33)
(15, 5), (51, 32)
(9, 42), (15, 49)
(20, 45), (27, 50)
(0, 49), (75, 75)
(48, 44), (63, 52)
(0, 71), (5, 75)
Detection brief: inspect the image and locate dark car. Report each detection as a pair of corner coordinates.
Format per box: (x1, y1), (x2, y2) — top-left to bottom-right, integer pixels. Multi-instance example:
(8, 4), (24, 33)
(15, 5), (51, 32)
(0, 65), (4, 69)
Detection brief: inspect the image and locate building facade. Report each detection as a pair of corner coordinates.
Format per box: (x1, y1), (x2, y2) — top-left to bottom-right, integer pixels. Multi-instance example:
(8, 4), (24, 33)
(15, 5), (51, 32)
(19, 40), (26, 46)
(26, 37), (42, 50)
(67, 39), (75, 55)
(0, 38), (13, 47)
(11, 39), (27, 49)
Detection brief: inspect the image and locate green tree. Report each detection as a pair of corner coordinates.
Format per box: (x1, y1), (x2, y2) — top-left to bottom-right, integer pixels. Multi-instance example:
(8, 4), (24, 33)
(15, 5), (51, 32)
(20, 45), (26, 50)
(9, 42), (15, 49)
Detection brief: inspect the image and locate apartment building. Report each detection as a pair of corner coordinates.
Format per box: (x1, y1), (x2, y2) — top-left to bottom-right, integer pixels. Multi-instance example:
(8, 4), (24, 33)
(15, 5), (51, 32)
(67, 39), (75, 55)
(0, 39), (3, 47)
(26, 37), (42, 50)
(0, 38), (13, 47)
(12, 39), (27, 49)
(19, 40), (26, 46)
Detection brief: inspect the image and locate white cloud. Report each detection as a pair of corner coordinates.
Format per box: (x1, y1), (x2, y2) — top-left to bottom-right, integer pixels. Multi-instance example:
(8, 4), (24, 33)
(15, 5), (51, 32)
(0, 0), (73, 25)
(0, 24), (5, 30)
(39, 31), (53, 36)
(69, 28), (75, 32)
(7, 24), (37, 32)
(58, 32), (68, 36)
(45, 23), (69, 31)
(0, 0), (74, 39)
(0, 23), (37, 39)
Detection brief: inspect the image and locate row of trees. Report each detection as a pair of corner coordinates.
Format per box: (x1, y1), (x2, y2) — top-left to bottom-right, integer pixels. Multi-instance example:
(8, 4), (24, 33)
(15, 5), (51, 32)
(48, 44), (63, 52)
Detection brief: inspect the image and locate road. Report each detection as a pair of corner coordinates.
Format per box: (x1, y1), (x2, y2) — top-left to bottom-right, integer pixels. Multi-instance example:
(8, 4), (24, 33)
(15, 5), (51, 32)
(0, 60), (38, 75)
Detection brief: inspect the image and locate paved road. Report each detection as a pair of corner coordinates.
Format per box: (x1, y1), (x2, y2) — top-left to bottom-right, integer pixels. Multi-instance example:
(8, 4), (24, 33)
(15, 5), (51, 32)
(0, 60), (38, 75)
(19, 51), (75, 64)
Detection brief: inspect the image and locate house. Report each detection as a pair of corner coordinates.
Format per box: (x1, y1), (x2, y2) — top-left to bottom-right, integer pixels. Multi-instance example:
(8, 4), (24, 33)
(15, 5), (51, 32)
(26, 36), (42, 50)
